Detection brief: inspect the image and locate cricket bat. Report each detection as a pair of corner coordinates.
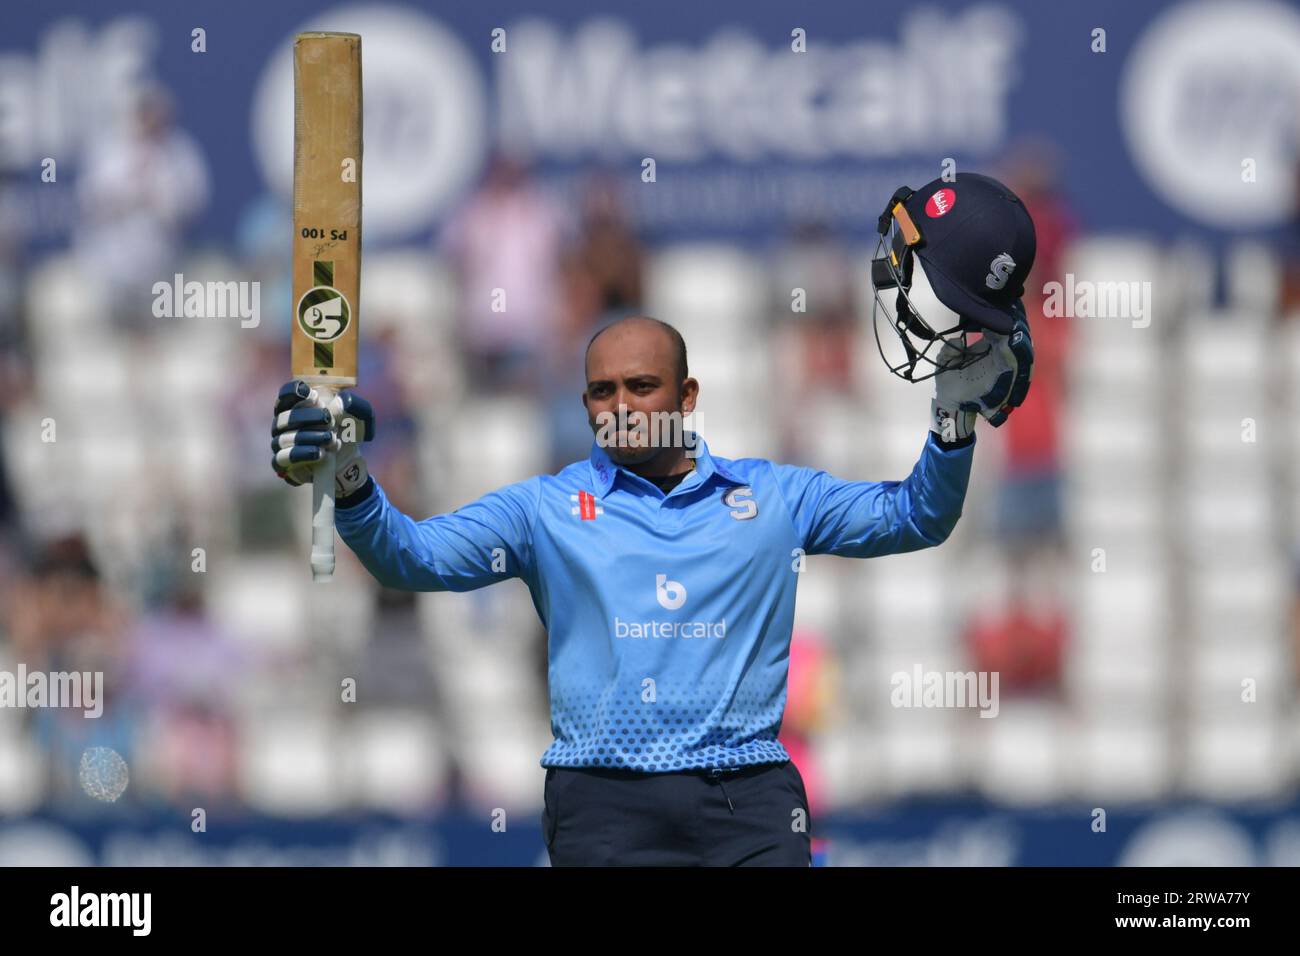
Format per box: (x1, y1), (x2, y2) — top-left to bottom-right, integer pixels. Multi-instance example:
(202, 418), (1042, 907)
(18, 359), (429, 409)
(291, 32), (362, 582)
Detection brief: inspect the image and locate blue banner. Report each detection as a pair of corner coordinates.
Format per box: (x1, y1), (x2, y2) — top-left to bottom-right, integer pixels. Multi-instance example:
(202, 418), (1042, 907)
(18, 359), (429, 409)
(3, 0), (1297, 246)
(3, 800), (1298, 866)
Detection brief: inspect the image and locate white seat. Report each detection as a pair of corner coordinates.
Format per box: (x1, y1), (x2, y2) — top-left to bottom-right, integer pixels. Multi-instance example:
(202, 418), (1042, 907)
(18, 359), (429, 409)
(974, 700), (1068, 804)
(1067, 636), (1170, 705)
(1064, 417), (1163, 494)
(25, 255), (104, 350)
(0, 732), (47, 814)
(1068, 339), (1163, 401)
(1225, 241), (1281, 316)
(1072, 567), (1172, 642)
(364, 251), (458, 344)
(1066, 490), (1166, 544)
(37, 344), (133, 413)
(239, 711), (341, 815)
(1184, 717), (1288, 799)
(814, 727), (881, 808)
(1189, 639), (1289, 714)
(870, 423), (937, 477)
(876, 709), (963, 795)
(1181, 313), (1267, 386)
(645, 245), (766, 339)
(345, 711), (447, 812)
(1185, 563), (1289, 639)
(858, 548), (955, 630)
(795, 394), (871, 477)
(1069, 720), (1173, 801)
(792, 569), (841, 636)
(208, 556), (309, 652)
(453, 718), (554, 812)
(1179, 482), (1272, 546)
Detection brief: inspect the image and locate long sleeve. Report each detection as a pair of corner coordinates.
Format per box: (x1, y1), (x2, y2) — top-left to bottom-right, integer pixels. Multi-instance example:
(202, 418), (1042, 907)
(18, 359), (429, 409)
(771, 431), (973, 557)
(333, 476), (540, 591)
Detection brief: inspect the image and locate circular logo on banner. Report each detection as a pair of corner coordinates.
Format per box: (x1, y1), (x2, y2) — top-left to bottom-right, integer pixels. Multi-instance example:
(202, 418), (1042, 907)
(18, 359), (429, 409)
(1122, 0), (1300, 228)
(253, 6), (487, 240)
(925, 188), (956, 218)
(297, 287), (351, 343)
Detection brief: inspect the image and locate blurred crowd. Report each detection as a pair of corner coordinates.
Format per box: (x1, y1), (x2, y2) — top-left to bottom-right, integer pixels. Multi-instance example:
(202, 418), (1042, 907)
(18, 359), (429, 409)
(0, 88), (1297, 823)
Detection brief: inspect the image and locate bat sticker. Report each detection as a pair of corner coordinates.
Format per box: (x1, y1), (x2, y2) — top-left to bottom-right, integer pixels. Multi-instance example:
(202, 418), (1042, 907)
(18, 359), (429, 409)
(296, 285), (351, 343)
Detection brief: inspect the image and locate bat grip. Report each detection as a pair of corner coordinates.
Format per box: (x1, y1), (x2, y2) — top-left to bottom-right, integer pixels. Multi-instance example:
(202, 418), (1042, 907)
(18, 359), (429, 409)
(310, 386), (338, 582)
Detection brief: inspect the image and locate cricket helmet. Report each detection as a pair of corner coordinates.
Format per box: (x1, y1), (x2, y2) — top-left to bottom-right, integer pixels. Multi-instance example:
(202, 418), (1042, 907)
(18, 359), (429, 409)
(871, 172), (1036, 382)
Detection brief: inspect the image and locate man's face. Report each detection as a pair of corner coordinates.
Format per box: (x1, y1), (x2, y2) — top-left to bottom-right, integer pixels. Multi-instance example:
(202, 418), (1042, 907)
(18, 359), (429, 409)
(583, 320), (697, 466)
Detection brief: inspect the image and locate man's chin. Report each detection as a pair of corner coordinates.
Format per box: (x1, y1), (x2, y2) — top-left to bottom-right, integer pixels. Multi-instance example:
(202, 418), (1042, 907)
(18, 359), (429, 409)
(605, 444), (658, 465)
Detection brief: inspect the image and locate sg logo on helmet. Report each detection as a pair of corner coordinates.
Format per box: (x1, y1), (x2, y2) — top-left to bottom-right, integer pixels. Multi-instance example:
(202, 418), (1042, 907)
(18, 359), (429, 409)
(985, 253), (1016, 290)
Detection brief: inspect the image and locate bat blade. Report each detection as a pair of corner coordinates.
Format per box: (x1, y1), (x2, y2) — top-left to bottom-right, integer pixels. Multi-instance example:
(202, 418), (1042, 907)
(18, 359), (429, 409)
(291, 32), (362, 582)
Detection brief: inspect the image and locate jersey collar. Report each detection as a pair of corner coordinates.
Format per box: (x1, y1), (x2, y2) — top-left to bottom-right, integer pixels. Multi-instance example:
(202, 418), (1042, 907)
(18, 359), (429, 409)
(587, 432), (745, 498)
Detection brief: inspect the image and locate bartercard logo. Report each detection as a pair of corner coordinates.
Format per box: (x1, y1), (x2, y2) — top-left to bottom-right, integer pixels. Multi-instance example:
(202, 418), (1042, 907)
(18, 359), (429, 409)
(613, 574), (726, 639)
(655, 573), (686, 609)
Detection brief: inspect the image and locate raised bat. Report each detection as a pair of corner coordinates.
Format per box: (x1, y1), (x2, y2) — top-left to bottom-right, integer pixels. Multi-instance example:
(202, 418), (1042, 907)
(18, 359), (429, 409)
(291, 32), (362, 582)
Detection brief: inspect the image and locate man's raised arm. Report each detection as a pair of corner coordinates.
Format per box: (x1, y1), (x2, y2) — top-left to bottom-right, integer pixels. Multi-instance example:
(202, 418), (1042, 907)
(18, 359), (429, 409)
(271, 380), (537, 591)
(772, 432), (973, 558)
(333, 475), (539, 591)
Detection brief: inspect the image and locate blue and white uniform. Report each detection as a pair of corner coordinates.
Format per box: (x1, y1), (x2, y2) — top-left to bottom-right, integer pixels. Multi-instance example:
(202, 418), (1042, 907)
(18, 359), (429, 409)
(335, 432), (973, 773)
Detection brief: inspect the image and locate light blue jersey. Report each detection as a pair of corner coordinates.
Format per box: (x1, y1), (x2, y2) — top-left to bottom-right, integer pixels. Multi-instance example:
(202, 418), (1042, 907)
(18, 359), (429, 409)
(335, 432), (973, 772)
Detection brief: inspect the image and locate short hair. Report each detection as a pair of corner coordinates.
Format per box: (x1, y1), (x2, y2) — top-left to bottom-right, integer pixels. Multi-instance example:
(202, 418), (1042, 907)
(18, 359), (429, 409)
(585, 316), (689, 384)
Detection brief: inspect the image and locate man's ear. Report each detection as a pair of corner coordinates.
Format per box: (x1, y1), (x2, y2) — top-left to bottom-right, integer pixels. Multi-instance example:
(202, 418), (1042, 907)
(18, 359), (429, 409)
(581, 391), (589, 413)
(680, 377), (699, 414)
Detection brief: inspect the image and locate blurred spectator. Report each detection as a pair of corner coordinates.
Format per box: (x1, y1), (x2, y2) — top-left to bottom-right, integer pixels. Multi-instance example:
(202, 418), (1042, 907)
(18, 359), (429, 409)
(234, 193), (293, 347)
(0, 176), (27, 537)
(124, 584), (247, 808)
(437, 153), (570, 395)
(8, 535), (140, 809)
(1293, 545), (1300, 688)
(772, 221), (858, 392)
(1280, 159), (1300, 317)
(74, 85), (210, 334)
(963, 602), (1069, 695)
(779, 627), (836, 827)
(562, 173), (645, 329)
(7, 535), (127, 673)
(231, 337), (295, 552)
(547, 174), (647, 470)
(768, 221), (859, 461)
(353, 327), (422, 514)
(996, 140), (1079, 553)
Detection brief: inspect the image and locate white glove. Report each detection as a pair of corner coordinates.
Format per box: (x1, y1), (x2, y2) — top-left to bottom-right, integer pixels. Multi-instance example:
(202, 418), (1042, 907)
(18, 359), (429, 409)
(931, 306), (1034, 443)
(272, 381), (374, 498)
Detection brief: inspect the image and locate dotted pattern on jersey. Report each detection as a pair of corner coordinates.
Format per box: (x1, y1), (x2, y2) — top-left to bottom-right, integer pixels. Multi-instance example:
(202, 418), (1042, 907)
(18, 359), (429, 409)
(541, 681), (791, 771)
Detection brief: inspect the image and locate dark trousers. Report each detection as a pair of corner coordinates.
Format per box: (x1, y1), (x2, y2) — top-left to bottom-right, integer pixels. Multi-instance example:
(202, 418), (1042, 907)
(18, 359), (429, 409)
(542, 760), (812, 866)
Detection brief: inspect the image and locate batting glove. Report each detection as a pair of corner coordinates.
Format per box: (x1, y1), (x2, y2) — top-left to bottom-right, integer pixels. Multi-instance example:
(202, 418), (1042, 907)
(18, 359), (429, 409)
(272, 380), (375, 497)
(931, 301), (1034, 443)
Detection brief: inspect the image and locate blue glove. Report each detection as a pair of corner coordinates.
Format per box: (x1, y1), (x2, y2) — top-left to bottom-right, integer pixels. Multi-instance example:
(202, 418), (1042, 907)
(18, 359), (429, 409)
(271, 380), (375, 495)
(931, 301), (1034, 441)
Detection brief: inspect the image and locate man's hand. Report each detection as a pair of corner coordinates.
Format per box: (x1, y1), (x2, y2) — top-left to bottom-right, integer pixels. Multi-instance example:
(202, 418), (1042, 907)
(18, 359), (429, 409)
(931, 301), (1034, 443)
(272, 380), (375, 497)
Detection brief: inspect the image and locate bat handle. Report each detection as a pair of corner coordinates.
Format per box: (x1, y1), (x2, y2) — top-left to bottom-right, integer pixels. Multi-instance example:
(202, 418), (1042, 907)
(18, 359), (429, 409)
(310, 386), (338, 582)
